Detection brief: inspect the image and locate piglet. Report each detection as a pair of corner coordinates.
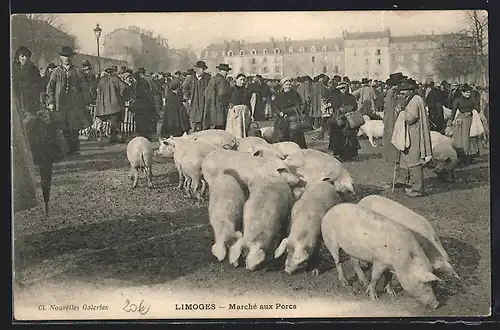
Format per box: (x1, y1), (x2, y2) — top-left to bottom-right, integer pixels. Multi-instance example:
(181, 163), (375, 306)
(126, 136), (154, 189)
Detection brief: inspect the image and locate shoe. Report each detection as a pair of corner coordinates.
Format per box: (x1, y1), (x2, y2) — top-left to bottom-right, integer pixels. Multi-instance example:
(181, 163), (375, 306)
(405, 188), (424, 197)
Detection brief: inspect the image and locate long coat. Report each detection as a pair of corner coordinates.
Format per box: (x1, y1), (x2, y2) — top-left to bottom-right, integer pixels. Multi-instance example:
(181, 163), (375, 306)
(81, 73), (98, 106)
(399, 93), (433, 169)
(296, 82), (313, 116)
(310, 81), (327, 118)
(182, 73), (211, 123)
(46, 65), (90, 131)
(352, 85), (376, 115)
(203, 73), (231, 128)
(161, 90), (191, 137)
(95, 74), (128, 117)
(12, 61), (44, 115)
(382, 88), (405, 164)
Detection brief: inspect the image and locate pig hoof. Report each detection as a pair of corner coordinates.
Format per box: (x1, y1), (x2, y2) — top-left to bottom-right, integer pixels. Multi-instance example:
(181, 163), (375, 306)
(312, 268), (320, 276)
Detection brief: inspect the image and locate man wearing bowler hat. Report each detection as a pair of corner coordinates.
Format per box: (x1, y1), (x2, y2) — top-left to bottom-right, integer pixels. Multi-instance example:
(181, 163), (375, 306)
(203, 63), (232, 130)
(182, 60), (211, 132)
(46, 46), (91, 156)
(352, 77), (376, 117)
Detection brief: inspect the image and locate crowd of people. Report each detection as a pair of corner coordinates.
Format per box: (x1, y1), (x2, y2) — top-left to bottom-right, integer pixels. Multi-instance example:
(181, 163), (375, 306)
(12, 44), (489, 199)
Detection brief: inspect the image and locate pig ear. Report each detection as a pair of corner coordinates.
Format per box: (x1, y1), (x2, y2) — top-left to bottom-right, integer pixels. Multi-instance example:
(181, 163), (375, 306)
(420, 271), (443, 283)
(252, 150), (263, 157)
(274, 238), (289, 258)
(322, 177), (333, 182)
(277, 167), (290, 173)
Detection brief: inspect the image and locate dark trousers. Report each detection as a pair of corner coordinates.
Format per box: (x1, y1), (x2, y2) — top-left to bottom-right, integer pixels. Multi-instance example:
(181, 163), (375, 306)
(63, 129), (80, 154)
(316, 117), (329, 138)
(135, 112), (157, 141)
(98, 113), (122, 141)
(190, 122), (203, 133)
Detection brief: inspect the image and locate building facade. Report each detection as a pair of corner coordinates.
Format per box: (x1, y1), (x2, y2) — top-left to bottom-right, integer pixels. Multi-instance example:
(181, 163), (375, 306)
(201, 29), (451, 83)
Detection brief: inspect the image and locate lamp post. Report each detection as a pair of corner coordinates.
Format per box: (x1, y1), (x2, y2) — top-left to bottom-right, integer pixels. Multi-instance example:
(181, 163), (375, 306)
(94, 23), (102, 75)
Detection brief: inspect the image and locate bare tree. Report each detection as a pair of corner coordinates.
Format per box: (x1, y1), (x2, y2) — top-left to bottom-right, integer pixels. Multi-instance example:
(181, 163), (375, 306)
(12, 14), (77, 64)
(431, 10), (488, 85)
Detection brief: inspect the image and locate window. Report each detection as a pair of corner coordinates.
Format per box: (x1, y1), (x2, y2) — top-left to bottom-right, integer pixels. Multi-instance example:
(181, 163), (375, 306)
(240, 50), (245, 56)
(322, 45), (327, 51)
(275, 65), (281, 73)
(299, 47), (305, 52)
(239, 67), (244, 73)
(251, 68), (257, 74)
(411, 53), (419, 62)
(377, 59), (381, 65)
(376, 49), (381, 55)
(322, 66), (327, 73)
(263, 49), (268, 55)
(396, 54), (404, 63)
(263, 57), (268, 63)
(274, 48), (280, 54)
(251, 58), (257, 65)
(262, 66), (269, 73)
(312, 56), (316, 63)
(228, 51), (234, 56)
(288, 47), (294, 53)
(204, 51), (209, 58)
(365, 59), (369, 66)
(334, 44), (339, 51)
(363, 49), (370, 56)
(221, 51), (225, 56)
(251, 49), (257, 55)
(311, 46), (316, 52)
(413, 43), (417, 50)
(334, 65), (339, 74)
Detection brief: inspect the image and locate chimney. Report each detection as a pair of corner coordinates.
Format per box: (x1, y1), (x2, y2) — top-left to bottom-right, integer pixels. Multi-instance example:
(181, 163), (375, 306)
(270, 37), (275, 48)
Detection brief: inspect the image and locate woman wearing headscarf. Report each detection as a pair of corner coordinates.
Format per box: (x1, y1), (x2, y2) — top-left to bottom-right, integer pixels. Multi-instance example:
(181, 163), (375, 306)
(226, 73), (252, 138)
(160, 78), (191, 137)
(450, 83), (480, 166)
(328, 81), (360, 160)
(12, 46), (44, 115)
(271, 77), (307, 148)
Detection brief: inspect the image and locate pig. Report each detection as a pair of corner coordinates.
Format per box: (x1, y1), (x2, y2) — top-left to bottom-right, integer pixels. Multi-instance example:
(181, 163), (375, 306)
(201, 149), (304, 192)
(274, 179), (342, 274)
(259, 126), (275, 143)
(358, 115), (384, 147)
(357, 195), (459, 279)
(321, 203), (441, 308)
(208, 173), (247, 262)
(432, 142), (459, 182)
(126, 136), (154, 189)
(182, 129), (237, 149)
(228, 176), (294, 270)
(430, 131), (453, 150)
(284, 149), (355, 197)
(272, 141), (302, 158)
(236, 136), (286, 160)
(156, 136), (218, 200)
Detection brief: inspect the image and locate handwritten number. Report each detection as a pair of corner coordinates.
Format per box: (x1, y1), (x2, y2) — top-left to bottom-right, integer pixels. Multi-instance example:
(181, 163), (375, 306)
(123, 299), (150, 315)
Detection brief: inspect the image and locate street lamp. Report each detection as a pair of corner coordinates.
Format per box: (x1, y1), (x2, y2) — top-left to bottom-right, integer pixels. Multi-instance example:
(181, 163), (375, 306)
(94, 23), (102, 75)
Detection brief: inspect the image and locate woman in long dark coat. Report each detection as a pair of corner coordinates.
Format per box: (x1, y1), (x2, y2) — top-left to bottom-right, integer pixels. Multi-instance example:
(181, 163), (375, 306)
(160, 78), (191, 137)
(271, 77), (307, 149)
(328, 82), (360, 160)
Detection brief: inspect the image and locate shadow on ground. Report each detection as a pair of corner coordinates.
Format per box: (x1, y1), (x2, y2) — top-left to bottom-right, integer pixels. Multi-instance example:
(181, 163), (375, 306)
(15, 206), (212, 285)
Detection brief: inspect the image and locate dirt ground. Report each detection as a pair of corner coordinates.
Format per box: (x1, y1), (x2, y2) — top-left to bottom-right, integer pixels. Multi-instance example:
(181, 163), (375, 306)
(13, 124), (491, 320)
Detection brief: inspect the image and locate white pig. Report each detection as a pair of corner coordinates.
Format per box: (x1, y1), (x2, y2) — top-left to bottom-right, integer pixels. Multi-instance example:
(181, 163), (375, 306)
(432, 141), (459, 182)
(182, 129), (237, 149)
(430, 131), (453, 150)
(275, 179), (342, 274)
(228, 176), (294, 270)
(236, 136), (285, 160)
(284, 149), (355, 197)
(272, 141), (302, 158)
(322, 203), (441, 308)
(358, 115), (384, 147)
(357, 195), (459, 278)
(201, 149), (304, 192)
(126, 137), (154, 189)
(208, 173), (247, 262)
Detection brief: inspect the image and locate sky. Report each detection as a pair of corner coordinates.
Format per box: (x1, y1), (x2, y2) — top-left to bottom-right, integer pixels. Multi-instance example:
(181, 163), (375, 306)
(53, 11), (474, 56)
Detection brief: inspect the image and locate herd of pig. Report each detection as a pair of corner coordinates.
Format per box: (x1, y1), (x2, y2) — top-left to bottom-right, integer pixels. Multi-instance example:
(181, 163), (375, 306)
(125, 129), (460, 309)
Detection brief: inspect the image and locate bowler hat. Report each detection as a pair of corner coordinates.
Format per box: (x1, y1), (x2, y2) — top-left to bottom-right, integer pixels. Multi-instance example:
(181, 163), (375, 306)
(187, 68), (195, 75)
(59, 46), (76, 57)
(195, 61), (208, 70)
(138, 68), (147, 74)
(460, 83), (472, 92)
(303, 76), (313, 83)
(104, 67), (115, 74)
(82, 60), (92, 68)
(342, 76), (350, 83)
(46, 63), (56, 69)
(396, 78), (418, 91)
(361, 78), (369, 84)
(216, 63), (232, 72)
(333, 75), (342, 82)
(386, 72), (407, 86)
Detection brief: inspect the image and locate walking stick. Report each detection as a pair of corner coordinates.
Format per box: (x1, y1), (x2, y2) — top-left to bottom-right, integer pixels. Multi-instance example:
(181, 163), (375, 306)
(391, 152), (401, 194)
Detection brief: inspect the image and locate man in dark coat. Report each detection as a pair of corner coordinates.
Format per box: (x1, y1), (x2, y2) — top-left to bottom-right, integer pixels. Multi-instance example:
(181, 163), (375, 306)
(426, 82), (446, 132)
(203, 63), (232, 129)
(46, 46), (91, 155)
(161, 78), (191, 137)
(182, 61), (211, 132)
(95, 67), (129, 143)
(128, 69), (158, 141)
(81, 60), (98, 107)
(248, 74), (270, 121)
